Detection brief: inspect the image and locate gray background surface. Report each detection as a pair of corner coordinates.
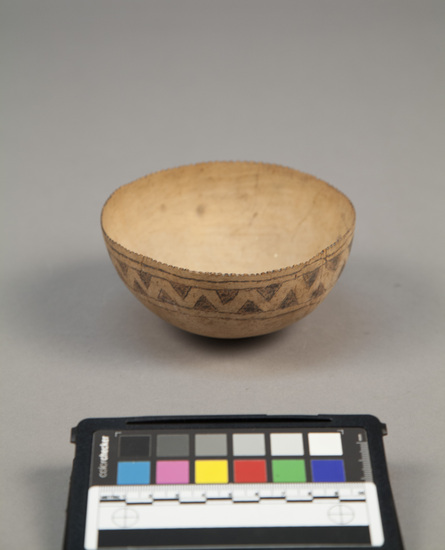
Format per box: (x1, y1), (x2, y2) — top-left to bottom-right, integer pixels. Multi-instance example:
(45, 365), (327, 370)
(1, 1), (444, 548)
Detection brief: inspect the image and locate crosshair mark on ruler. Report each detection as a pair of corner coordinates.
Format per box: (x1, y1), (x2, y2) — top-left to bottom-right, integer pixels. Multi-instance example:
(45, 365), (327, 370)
(112, 507), (139, 528)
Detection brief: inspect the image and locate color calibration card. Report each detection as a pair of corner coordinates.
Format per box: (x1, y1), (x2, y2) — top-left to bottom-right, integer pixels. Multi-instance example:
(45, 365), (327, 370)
(64, 415), (404, 550)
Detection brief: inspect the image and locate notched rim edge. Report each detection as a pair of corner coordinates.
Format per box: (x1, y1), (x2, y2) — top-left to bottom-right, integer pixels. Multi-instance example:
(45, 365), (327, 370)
(100, 160), (356, 279)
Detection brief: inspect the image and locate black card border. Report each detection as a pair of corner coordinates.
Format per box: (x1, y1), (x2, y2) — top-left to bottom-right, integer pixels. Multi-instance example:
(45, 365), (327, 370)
(63, 414), (404, 550)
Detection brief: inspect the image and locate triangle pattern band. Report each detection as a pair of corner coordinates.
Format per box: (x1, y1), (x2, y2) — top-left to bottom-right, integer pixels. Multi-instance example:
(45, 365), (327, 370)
(238, 300), (263, 314)
(303, 268), (320, 288)
(158, 289), (177, 305)
(133, 280), (148, 296)
(327, 254), (341, 271)
(279, 290), (299, 309)
(257, 283), (282, 301)
(216, 289), (239, 304)
(311, 283), (326, 299)
(193, 295), (217, 312)
(170, 282), (192, 299)
(117, 260), (129, 276)
(139, 272), (152, 289)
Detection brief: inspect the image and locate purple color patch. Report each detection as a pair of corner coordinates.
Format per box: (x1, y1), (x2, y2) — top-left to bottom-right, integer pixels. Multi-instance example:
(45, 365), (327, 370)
(156, 460), (189, 484)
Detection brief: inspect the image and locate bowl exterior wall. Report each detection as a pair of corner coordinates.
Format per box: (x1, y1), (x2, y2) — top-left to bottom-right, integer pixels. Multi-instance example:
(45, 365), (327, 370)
(103, 230), (354, 339)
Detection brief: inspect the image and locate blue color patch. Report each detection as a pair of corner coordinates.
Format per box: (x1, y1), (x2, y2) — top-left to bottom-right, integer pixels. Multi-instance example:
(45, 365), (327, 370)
(117, 461), (151, 485)
(311, 459), (345, 482)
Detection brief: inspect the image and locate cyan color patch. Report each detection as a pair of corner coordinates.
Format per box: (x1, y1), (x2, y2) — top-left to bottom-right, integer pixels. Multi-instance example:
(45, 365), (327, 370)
(117, 461), (151, 485)
(311, 459), (345, 482)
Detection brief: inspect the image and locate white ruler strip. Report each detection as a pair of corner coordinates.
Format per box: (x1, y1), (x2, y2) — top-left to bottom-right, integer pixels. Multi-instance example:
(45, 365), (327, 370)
(85, 482), (383, 549)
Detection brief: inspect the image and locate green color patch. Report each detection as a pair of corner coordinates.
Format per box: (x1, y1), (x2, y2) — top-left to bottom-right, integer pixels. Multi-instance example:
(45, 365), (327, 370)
(272, 459), (306, 482)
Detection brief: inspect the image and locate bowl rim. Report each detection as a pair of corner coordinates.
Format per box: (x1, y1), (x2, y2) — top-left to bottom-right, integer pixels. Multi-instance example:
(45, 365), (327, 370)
(101, 160), (355, 279)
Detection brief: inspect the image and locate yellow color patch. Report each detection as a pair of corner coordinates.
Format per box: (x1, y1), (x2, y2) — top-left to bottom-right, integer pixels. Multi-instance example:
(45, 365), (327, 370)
(195, 460), (228, 484)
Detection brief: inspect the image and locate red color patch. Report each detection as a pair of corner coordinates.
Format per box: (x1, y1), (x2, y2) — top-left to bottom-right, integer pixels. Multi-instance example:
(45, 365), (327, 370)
(234, 459), (267, 483)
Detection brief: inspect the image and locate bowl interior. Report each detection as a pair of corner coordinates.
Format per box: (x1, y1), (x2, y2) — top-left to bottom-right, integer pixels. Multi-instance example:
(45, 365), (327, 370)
(102, 162), (355, 274)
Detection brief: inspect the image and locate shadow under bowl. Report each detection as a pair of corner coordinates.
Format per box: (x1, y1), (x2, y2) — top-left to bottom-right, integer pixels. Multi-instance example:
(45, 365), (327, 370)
(101, 161), (355, 338)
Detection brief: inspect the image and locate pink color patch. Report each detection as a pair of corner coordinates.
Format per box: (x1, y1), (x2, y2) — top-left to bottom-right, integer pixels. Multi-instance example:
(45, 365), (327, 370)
(156, 460), (189, 484)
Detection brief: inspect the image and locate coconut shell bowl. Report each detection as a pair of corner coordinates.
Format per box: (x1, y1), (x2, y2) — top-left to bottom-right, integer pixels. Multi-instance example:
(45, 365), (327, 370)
(101, 162), (355, 338)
